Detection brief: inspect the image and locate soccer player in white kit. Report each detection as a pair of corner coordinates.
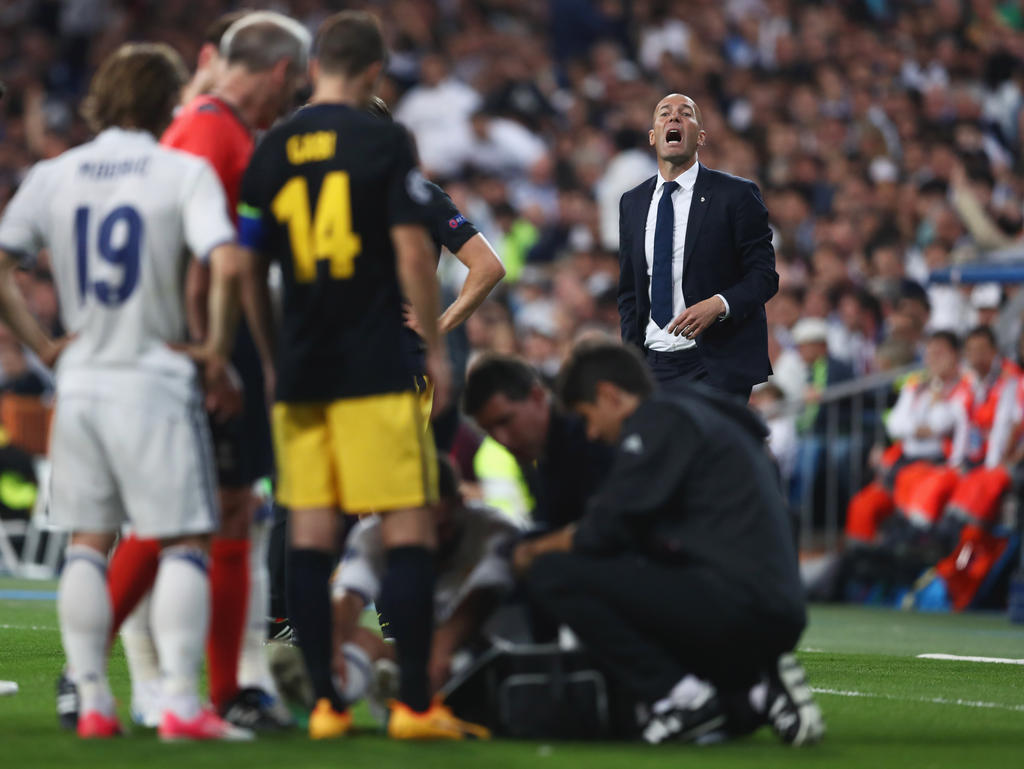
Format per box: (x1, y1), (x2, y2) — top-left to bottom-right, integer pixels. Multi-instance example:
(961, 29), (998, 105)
(0, 43), (250, 741)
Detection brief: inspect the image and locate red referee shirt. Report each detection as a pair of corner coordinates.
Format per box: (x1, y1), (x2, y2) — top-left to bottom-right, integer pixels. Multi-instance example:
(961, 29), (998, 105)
(162, 95), (254, 220)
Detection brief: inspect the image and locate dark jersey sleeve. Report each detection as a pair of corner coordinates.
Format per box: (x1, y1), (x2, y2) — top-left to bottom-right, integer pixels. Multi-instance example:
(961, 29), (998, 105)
(237, 140), (274, 252)
(425, 181), (479, 255)
(387, 127), (432, 227)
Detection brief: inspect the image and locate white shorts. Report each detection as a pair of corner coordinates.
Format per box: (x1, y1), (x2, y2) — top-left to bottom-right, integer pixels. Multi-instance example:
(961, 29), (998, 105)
(49, 392), (219, 539)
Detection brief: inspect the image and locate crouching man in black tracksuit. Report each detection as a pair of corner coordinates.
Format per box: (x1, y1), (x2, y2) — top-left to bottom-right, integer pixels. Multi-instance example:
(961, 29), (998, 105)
(513, 341), (825, 746)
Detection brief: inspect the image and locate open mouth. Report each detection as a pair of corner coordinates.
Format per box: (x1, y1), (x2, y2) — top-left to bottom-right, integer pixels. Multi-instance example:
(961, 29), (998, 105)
(666, 128), (682, 145)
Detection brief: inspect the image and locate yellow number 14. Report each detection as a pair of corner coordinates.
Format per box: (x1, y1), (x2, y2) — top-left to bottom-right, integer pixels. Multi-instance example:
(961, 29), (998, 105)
(271, 171), (361, 283)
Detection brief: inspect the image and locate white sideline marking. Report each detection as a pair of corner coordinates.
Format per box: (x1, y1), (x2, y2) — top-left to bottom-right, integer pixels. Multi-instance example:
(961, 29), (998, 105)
(916, 653), (1024, 665)
(812, 687), (1024, 713)
(0, 623), (58, 631)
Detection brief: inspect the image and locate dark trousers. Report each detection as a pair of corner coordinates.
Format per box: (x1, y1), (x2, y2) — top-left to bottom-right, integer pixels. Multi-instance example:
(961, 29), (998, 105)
(645, 348), (752, 401)
(525, 552), (802, 704)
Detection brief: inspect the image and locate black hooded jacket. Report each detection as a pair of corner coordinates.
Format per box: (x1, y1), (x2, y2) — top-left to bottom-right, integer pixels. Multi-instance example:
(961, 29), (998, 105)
(573, 385), (805, 625)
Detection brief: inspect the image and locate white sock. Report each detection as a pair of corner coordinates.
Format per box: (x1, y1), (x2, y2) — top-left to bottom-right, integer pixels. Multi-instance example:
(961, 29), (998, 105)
(749, 680), (768, 713)
(151, 546), (209, 721)
(237, 517), (276, 695)
(652, 674), (715, 715)
(120, 591), (162, 719)
(58, 545), (114, 716)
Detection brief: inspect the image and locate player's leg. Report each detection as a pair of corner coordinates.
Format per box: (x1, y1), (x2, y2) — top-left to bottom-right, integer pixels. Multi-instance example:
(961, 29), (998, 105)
(59, 530), (120, 738)
(206, 417), (253, 714)
(289, 506), (349, 733)
(272, 401), (350, 738)
(107, 533), (161, 635)
(236, 486), (291, 726)
(49, 396), (126, 738)
(114, 397), (252, 741)
(119, 590), (162, 727)
(331, 391), (488, 740)
(211, 338), (282, 726)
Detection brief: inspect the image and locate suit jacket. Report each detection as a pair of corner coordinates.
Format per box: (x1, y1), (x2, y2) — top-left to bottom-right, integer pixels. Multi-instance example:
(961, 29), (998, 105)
(617, 164), (779, 390)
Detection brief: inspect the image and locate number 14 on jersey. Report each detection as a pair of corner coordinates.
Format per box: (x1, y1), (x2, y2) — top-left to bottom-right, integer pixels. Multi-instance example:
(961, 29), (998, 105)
(272, 171), (361, 283)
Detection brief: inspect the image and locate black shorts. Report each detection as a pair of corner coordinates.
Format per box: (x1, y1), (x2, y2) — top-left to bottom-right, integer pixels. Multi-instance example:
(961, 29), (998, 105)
(210, 321), (274, 488)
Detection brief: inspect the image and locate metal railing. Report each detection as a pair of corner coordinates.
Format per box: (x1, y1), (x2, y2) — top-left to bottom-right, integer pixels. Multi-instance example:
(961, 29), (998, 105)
(771, 364), (920, 554)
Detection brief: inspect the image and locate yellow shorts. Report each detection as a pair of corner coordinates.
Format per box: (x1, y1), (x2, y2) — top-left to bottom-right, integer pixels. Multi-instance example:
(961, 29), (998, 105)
(273, 391), (438, 513)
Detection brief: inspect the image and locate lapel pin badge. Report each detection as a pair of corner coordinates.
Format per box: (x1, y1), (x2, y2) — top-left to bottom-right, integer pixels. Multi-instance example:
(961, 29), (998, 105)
(700, 196), (706, 202)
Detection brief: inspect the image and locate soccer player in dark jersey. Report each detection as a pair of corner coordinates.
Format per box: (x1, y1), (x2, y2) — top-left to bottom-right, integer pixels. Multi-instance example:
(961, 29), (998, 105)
(236, 11), (488, 741)
(364, 96), (505, 438)
(101, 11), (310, 731)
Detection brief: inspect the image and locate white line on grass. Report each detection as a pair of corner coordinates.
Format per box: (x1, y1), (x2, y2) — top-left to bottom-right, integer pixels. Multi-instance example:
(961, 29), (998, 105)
(0, 623), (58, 631)
(812, 687), (1024, 713)
(916, 653), (1024, 665)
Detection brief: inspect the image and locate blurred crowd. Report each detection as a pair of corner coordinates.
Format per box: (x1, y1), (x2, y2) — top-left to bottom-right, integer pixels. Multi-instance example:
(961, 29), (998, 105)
(3, 0), (1024, 400)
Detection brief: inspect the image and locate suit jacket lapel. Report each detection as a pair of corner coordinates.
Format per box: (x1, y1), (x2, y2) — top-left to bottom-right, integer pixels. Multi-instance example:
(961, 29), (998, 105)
(682, 164), (711, 283)
(634, 176), (657, 290)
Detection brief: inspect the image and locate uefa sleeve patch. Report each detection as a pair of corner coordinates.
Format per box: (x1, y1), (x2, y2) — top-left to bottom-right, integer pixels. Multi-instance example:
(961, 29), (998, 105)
(448, 214), (466, 229)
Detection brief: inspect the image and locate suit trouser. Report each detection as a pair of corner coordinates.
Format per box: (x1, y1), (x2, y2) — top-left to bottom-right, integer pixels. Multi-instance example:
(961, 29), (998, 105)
(525, 552), (802, 704)
(645, 348), (753, 401)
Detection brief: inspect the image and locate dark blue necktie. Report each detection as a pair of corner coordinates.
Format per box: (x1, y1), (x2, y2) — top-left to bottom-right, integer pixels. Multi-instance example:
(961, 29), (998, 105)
(651, 180), (679, 328)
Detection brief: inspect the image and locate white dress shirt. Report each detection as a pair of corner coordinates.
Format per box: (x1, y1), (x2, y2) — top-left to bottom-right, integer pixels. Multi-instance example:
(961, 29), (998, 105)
(643, 162), (729, 351)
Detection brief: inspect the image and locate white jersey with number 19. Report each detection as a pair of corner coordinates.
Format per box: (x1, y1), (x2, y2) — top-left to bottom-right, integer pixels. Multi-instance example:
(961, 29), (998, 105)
(0, 127), (234, 405)
(0, 127), (235, 538)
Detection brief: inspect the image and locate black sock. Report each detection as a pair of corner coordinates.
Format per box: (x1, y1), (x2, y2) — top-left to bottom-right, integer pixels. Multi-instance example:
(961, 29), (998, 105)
(380, 545), (435, 712)
(287, 547), (345, 711)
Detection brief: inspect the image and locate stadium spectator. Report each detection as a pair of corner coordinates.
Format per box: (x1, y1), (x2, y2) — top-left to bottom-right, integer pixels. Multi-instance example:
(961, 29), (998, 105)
(788, 317), (857, 517)
(845, 331), (971, 544)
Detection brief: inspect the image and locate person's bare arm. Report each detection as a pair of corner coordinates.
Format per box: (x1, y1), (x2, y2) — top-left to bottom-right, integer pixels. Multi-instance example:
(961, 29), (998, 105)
(204, 243), (242, 360)
(184, 261), (211, 342)
(238, 246), (276, 404)
(428, 588), (502, 693)
(176, 243), (243, 419)
(0, 249), (62, 366)
(512, 525), (577, 576)
(439, 234), (505, 334)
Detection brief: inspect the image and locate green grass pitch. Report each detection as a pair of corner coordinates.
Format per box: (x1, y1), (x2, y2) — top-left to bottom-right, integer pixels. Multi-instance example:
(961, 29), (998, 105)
(2, 577), (1023, 768)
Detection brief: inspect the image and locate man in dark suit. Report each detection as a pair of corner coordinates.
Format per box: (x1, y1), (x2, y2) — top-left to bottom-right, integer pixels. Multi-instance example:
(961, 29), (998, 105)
(617, 93), (778, 400)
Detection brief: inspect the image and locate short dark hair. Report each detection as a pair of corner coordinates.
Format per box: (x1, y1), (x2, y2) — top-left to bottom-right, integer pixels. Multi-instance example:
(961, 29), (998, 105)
(314, 10), (386, 77)
(966, 325), (997, 348)
(928, 330), (962, 353)
(557, 342), (654, 409)
(82, 43), (188, 135)
(463, 354), (541, 416)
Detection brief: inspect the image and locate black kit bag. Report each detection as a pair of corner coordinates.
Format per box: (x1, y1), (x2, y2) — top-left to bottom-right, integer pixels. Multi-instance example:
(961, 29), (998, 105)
(440, 640), (643, 740)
